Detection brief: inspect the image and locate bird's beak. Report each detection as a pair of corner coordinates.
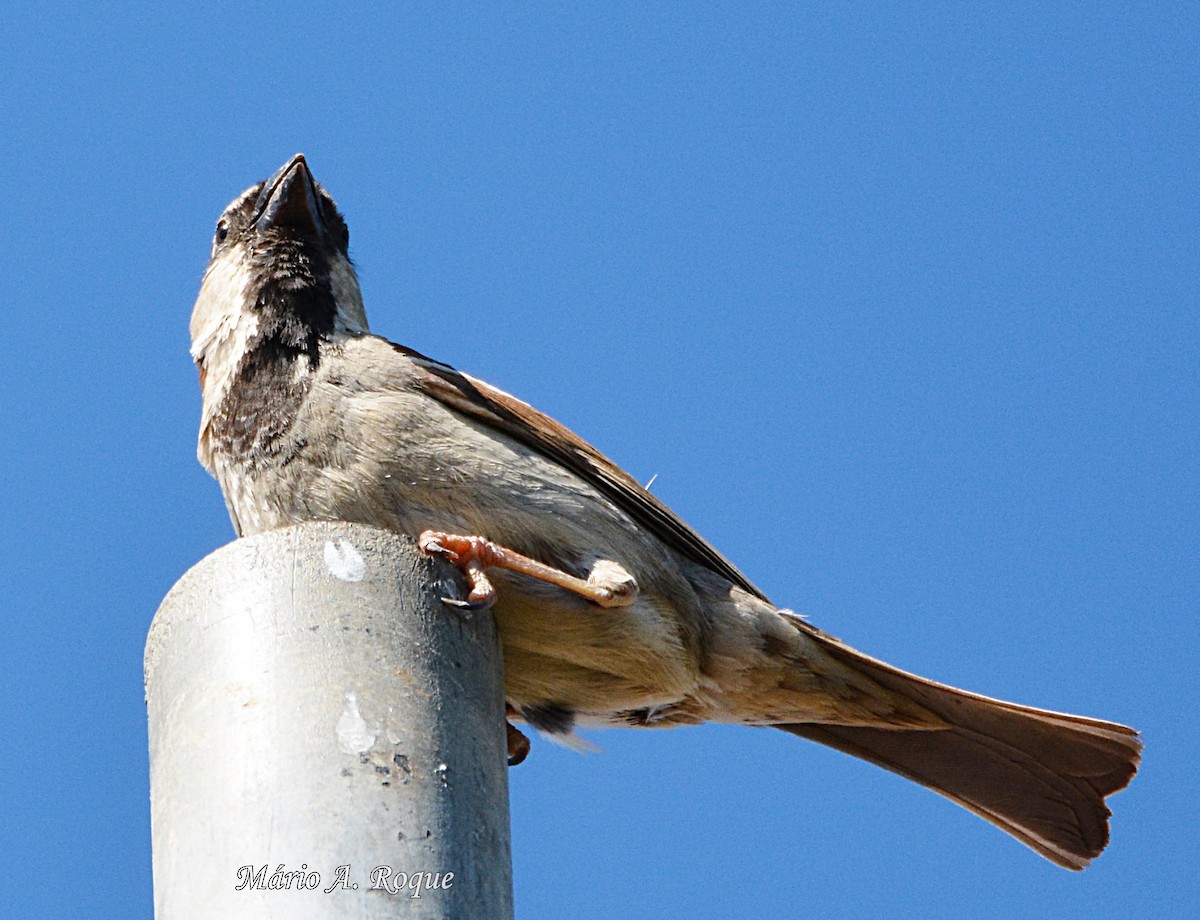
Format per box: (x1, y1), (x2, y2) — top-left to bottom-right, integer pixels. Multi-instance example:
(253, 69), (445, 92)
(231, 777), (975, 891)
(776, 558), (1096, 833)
(252, 153), (325, 236)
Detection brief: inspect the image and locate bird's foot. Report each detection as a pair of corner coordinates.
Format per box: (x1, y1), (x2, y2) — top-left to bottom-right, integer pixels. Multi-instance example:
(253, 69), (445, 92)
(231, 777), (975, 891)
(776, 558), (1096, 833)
(419, 532), (498, 609)
(506, 721), (531, 766)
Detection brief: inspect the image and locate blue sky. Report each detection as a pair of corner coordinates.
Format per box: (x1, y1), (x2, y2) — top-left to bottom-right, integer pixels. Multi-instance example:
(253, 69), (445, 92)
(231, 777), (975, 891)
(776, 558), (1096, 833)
(1, 4), (1195, 918)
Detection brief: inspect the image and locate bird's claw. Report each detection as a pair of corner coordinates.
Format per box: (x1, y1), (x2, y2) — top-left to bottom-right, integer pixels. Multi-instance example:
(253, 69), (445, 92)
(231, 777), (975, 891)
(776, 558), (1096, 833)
(440, 593), (495, 612)
(418, 533), (459, 562)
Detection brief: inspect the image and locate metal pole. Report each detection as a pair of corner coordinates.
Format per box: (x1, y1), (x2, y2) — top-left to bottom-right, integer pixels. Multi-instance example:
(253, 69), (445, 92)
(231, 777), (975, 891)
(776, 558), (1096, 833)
(145, 521), (514, 919)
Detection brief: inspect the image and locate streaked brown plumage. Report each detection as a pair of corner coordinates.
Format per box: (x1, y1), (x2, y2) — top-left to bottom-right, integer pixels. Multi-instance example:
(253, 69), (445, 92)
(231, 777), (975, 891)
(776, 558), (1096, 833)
(191, 154), (1140, 870)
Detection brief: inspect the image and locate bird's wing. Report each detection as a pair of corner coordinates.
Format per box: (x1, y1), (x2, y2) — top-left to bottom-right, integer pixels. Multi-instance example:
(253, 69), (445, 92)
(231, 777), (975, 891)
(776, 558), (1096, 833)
(389, 341), (769, 601)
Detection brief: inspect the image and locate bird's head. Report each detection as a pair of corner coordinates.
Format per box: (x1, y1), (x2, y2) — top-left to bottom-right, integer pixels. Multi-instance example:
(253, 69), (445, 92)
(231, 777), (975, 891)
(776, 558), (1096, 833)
(190, 154), (368, 403)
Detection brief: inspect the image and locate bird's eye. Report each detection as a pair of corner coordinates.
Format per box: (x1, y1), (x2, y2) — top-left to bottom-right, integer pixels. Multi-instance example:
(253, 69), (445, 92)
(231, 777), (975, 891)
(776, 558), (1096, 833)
(215, 220), (230, 244)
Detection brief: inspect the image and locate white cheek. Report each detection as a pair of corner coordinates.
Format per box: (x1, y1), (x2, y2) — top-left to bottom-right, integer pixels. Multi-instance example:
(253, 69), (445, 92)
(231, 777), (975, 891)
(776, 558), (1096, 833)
(190, 256), (260, 422)
(191, 257), (252, 357)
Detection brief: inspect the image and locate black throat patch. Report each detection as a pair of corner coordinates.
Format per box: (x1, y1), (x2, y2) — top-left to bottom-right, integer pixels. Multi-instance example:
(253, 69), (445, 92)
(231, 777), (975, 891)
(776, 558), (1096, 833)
(208, 238), (338, 468)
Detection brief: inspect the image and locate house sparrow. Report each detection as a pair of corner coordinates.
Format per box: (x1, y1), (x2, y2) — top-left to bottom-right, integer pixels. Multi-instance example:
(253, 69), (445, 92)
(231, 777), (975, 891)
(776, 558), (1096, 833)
(190, 154), (1140, 870)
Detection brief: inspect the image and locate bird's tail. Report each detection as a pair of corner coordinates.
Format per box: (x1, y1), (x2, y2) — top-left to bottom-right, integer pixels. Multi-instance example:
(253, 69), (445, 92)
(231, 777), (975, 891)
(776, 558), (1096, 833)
(775, 618), (1141, 870)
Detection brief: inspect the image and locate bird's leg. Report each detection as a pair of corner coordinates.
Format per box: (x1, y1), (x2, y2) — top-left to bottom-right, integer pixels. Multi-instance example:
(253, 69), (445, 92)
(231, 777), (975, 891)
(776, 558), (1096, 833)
(418, 530), (638, 609)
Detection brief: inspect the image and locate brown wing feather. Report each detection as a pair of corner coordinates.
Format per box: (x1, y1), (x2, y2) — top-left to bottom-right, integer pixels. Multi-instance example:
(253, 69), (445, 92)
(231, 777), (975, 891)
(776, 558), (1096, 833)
(391, 342), (768, 601)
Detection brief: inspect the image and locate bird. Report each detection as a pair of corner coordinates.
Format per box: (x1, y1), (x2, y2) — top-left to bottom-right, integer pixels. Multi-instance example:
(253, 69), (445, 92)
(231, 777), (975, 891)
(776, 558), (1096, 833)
(190, 153), (1140, 871)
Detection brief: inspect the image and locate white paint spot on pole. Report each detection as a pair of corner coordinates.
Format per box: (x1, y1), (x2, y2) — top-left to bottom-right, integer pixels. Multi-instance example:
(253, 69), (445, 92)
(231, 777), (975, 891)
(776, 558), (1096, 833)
(336, 692), (376, 753)
(324, 537), (366, 582)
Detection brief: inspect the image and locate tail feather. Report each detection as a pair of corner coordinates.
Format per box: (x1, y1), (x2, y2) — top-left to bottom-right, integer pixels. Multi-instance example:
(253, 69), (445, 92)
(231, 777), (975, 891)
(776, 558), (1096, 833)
(777, 619), (1141, 870)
